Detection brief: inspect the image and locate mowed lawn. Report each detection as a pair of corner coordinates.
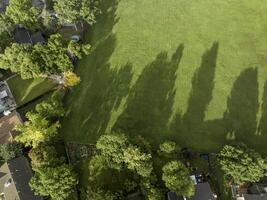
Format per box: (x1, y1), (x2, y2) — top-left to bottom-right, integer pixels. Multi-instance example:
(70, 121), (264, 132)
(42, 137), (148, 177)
(62, 0), (267, 154)
(7, 75), (56, 107)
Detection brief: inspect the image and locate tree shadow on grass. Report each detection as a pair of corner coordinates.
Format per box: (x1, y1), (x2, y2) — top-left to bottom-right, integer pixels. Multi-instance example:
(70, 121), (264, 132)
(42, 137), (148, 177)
(257, 80), (267, 136)
(170, 42), (219, 149)
(62, 0), (134, 142)
(223, 68), (259, 141)
(113, 45), (184, 144)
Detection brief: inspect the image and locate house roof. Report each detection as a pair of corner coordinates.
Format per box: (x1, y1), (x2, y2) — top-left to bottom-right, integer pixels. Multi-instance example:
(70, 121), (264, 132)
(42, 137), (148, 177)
(0, 0), (8, 13)
(243, 194), (267, 200)
(7, 156), (42, 200)
(14, 28), (45, 45)
(167, 192), (185, 200)
(188, 182), (216, 200)
(0, 156), (42, 200)
(0, 111), (22, 144)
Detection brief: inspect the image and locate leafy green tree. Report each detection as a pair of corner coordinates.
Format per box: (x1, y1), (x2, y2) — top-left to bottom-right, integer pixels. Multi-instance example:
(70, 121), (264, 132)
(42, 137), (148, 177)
(0, 43), (41, 79)
(158, 141), (180, 155)
(0, 14), (14, 35)
(30, 164), (78, 200)
(0, 143), (22, 161)
(63, 71), (81, 87)
(162, 161), (194, 197)
(68, 40), (91, 59)
(29, 145), (65, 171)
(140, 179), (163, 200)
(15, 112), (60, 148)
(88, 155), (106, 182)
(35, 98), (65, 118)
(6, 0), (40, 30)
(217, 143), (267, 184)
(96, 133), (128, 170)
(124, 145), (153, 177)
(81, 187), (116, 200)
(0, 34), (83, 79)
(33, 34), (73, 75)
(54, 0), (100, 25)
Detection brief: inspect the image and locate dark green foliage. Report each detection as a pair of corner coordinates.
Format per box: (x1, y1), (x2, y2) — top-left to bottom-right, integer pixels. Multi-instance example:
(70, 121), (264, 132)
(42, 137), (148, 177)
(0, 34), (88, 79)
(162, 161), (195, 197)
(30, 164), (78, 200)
(81, 187), (116, 200)
(217, 143), (267, 184)
(6, 0), (40, 30)
(54, 0), (100, 25)
(0, 143), (22, 161)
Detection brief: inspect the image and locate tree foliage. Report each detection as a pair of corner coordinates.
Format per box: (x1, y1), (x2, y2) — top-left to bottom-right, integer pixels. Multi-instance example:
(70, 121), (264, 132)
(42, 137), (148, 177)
(30, 164), (78, 200)
(63, 71), (81, 87)
(54, 0), (100, 25)
(29, 145), (65, 171)
(68, 40), (91, 59)
(0, 34), (88, 79)
(15, 112), (60, 148)
(96, 133), (128, 170)
(81, 187), (116, 200)
(15, 98), (63, 147)
(217, 144), (267, 184)
(159, 141), (180, 155)
(0, 143), (22, 161)
(6, 0), (40, 30)
(140, 179), (163, 200)
(124, 145), (153, 177)
(162, 161), (195, 197)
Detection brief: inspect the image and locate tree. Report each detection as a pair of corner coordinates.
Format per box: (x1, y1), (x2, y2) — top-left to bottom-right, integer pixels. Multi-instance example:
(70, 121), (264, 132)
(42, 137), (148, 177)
(0, 34), (83, 79)
(140, 179), (163, 200)
(68, 40), (91, 59)
(217, 144), (267, 184)
(0, 43), (41, 79)
(123, 145), (153, 177)
(0, 14), (14, 35)
(29, 145), (65, 171)
(63, 71), (81, 87)
(88, 155), (106, 182)
(30, 164), (78, 200)
(96, 133), (128, 170)
(35, 98), (65, 118)
(162, 161), (195, 197)
(6, 0), (40, 30)
(81, 187), (116, 200)
(15, 112), (60, 148)
(158, 141), (180, 155)
(54, 0), (100, 25)
(0, 143), (22, 161)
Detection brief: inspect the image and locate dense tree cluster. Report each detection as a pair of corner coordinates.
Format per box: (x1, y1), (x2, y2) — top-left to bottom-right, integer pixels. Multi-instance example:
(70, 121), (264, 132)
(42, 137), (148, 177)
(87, 133), (193, 200)
(0, 0), (40, 35)
(15, 97), (78, 200)
(0, 34), (90, 80)
(217, 143), (267, 184)
(54, 0), (100, 25)
(162, 161), (195, 197)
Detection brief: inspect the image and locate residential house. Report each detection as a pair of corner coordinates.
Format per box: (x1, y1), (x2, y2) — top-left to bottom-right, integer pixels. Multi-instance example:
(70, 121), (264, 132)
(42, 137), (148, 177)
(0, 156), (42, 200)
(13, 28), (45, 45)
(234, 183), (267, 200)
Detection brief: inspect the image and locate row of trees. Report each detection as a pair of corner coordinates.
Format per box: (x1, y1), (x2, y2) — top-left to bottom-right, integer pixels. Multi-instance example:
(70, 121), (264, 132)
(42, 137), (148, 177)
(0, 34), (89, 85)
(0, 0), (101, 35)
(217, 143), (267, 185)
(15, 96), (78, 200)
(82, 133), (195, 200)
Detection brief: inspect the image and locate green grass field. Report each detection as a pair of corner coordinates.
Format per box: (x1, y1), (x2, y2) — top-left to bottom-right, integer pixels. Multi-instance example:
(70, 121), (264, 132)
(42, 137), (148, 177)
(7, 75), (56, 107)
(62, 0), (267, 154)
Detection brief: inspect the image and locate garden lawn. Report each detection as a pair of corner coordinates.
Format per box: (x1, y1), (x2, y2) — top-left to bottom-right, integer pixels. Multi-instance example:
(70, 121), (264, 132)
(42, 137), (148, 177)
(62, 0), (267, 154)
(7, 75), (56, 107)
